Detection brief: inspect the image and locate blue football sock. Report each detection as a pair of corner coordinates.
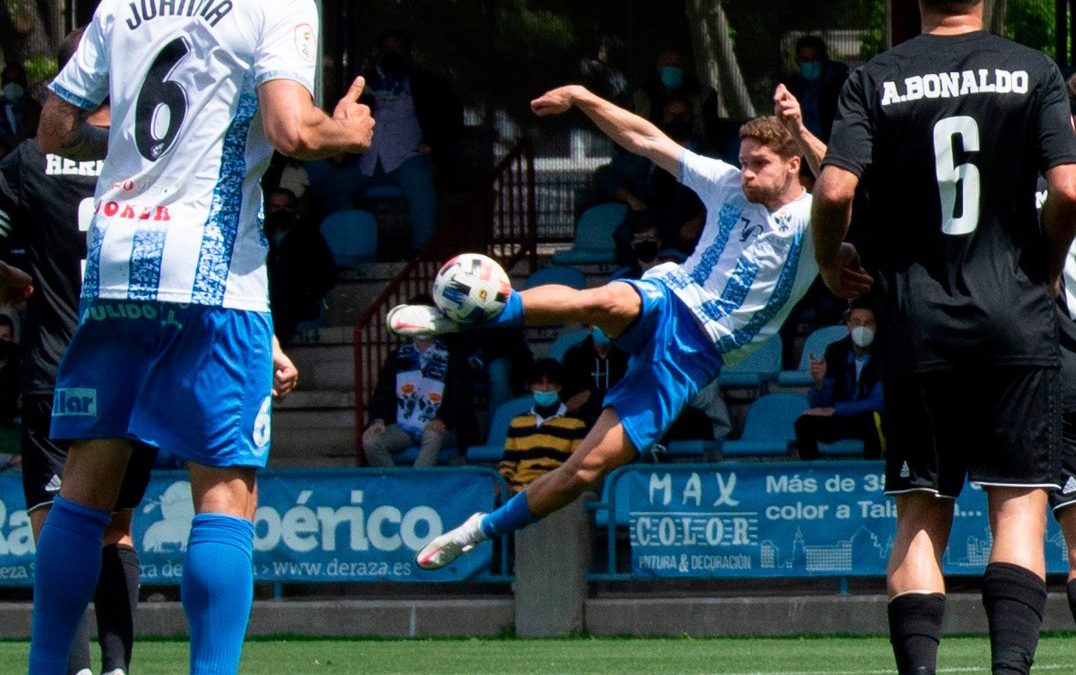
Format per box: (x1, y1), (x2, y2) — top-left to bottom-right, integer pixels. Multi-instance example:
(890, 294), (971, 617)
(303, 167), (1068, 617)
(181, 514), (255, 675)
(29, 495), (110, 675)
(481, 291), (524, 329)
(480, 490), (538, 538)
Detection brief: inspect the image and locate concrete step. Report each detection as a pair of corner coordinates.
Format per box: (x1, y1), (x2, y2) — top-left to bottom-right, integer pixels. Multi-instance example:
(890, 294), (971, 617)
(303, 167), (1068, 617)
(274, 390), (355, 410)
(270, 406), (356, 467)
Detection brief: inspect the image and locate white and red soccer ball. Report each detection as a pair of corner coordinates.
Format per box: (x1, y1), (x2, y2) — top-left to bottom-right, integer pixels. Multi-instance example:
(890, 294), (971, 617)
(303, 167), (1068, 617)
(432, 253), (512, 323)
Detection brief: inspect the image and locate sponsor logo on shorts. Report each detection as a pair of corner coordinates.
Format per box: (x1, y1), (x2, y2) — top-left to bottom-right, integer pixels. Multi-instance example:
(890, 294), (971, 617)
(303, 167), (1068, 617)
(44, 475), (62, 494)
(53, 388), (98, 418)
(1064, 476), (1076, 495)
(899, 462), (911, 479)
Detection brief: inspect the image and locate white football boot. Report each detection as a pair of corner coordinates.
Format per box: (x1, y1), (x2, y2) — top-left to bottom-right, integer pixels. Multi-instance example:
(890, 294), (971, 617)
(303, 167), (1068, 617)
(386, 304), (459, 337)
(416, 512), (488, 570)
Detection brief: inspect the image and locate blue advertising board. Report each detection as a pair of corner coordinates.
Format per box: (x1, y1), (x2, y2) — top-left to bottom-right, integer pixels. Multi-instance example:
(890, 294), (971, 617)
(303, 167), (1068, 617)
(0, 468), (502, 586)
(624, 461), (1070, 579)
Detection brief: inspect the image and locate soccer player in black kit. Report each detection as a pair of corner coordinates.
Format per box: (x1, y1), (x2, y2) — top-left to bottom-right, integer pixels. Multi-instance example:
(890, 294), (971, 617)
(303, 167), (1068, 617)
(811, 1), (1076, 674)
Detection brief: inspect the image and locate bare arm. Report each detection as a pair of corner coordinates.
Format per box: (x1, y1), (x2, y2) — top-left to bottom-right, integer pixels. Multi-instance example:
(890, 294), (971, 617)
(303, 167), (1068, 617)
(37, 94), (109, 160)
(773, 84), (827, 176)
(1042, 163), (1076, 295)
(811, 166), (873, 299)
(259, 77), (375, 160)
(532, 85), (684, 177)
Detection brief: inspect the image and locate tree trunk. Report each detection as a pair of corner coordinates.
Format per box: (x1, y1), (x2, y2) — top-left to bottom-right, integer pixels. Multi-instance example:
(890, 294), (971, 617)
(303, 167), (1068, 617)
(0, 0), (61, 70)
(684, 0), (757, 120)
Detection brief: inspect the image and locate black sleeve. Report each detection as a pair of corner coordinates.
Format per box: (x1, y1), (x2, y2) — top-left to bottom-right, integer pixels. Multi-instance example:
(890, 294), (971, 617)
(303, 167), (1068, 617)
(369, 352), (399, 425)
(1035, 59), (1076, 171)
(822, 69), (875, 178)
(0, 147), (23, 244)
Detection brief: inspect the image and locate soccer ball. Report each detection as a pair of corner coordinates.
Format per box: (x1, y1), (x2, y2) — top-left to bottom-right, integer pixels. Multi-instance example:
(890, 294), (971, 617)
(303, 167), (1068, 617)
(432, 253), (512, 323)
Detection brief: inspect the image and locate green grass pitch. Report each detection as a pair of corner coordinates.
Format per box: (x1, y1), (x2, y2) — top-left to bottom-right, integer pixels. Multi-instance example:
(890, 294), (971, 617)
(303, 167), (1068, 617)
(2, 635), (1076, 673)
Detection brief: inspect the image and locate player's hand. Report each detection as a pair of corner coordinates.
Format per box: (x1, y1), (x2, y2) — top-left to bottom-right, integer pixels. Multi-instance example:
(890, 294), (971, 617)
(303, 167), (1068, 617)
(808, 354), (826, 387)
(565, 390), (591, 413)
(334, 76), (375, 154)
(773, 84), (805, 137)
(272, 339), (299, 400)
(531, 86), (582, 117)
(0, 262), (32, 305)
(820, 242), (873, 300)
(425, 418), (447, 434)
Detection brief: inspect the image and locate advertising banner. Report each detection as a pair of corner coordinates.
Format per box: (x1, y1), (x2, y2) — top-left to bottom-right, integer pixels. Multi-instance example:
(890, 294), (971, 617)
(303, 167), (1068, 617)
(625, 461), (1070, 578)
(0, 468), (500, 585)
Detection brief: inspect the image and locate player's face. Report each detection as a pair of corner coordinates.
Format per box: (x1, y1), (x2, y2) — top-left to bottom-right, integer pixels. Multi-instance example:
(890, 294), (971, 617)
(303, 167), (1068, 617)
(739, 139), (796, 205)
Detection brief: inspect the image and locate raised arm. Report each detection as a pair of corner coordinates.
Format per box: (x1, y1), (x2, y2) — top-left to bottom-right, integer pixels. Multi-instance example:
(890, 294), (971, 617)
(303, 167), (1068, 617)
(259, 76), (375, 160)
(811, 165), (873, 299)
(773, 84), (827, 176)
(532, 85), (683, 177)
(1042, 163), (1076, 295)
(37, 95), (109, 160)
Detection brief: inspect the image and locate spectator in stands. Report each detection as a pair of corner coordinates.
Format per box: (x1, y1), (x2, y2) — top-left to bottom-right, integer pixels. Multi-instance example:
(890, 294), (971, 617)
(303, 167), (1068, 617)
(498, 359), (586, 494)
(304, 152), (365, 219)
(0, 63), (40, 143)
(358, 30), (464, 252)
(780, 36), (849, 142)
(561, 325), (629, 427)
(601, 98), (706, 260)
(633, 50), (708, 137)
(454, 328), (534, 420)
(364, 296), (469, 467)
(795, 302), (884, 460)
(265, 188), (336, 343)
(0, 313), (19, 421)
(263, 152), (310, 201)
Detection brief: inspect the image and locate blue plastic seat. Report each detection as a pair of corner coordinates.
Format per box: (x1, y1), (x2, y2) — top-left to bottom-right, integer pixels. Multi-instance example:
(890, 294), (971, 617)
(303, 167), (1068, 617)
(464, 396), (535, 463)
(524, 266), (586, 290)
(664, 439), (720, 460)
(818, 439), (865, 457)
(591, 471), (633, 528)
(552, 203), (627, 266)
(358, 183), (406, 200)
(548, 328), (591, 362)
(718, 335), (783, 390)
(320, 210), (378, 269)
(777, 325), (849, 387)
(721, 392), (808, 458)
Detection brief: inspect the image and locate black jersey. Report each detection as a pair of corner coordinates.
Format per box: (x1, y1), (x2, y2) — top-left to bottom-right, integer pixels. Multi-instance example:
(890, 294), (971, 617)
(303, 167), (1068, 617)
(824, 31), (1076, 375)
(0, 140), (99, 395)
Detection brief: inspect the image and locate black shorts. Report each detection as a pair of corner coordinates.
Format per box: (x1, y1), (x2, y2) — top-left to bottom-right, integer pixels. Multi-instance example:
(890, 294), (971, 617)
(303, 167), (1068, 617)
(21, 394), (157, 513)
(883, 367), (1061, 499)
(1050, 412), (1076, 512)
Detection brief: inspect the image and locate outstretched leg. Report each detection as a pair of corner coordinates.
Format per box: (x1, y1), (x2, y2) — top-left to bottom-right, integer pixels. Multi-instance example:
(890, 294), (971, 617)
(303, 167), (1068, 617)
(417, 407), (637, 569)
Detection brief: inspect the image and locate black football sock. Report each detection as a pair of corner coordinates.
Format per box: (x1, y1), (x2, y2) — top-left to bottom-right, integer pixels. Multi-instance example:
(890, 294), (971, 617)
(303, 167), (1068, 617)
(95, 544), (141, 673)
(1067, 579), (1076, 627)
(982, 562), (1046, 675)
(67, 613), (92, 675)
(888, 592), (945, 675)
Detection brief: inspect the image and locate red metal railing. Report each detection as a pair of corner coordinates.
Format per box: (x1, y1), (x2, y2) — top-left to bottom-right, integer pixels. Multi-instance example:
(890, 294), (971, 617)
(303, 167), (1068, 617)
(352, 139), (538, 463)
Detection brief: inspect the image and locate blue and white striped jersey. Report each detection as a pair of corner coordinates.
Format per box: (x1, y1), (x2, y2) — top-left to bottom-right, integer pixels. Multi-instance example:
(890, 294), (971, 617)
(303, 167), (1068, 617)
(646, 150), (818, 365)
(49, 0), (319, 311)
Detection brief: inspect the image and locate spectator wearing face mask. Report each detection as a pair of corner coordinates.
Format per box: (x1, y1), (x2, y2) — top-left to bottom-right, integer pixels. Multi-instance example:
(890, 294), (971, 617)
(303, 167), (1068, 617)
(600, 98), (706, 260)
(498, 359), (587, 494)
(0, 63), (41, 144)
(795, 302), (885, 460)
(779, 36), (848, 142)
(265, 188), (336, 343)
(561, 325), (630, 428)
(357, 30), (464, 252)
(633, 50), (710, 137)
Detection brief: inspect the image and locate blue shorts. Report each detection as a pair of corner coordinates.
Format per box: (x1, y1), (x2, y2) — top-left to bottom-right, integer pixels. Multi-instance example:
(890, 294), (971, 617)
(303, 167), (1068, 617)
(604, 278), (723, 453)
(51, 300), (274, 468)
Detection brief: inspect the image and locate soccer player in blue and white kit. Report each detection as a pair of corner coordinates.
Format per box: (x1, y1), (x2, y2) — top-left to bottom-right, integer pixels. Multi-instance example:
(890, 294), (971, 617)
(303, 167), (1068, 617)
(390, 84), (872, 569)
(26, 1), (374, 672)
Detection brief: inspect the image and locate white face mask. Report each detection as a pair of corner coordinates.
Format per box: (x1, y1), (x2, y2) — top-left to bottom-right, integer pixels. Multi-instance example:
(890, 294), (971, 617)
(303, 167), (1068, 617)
(2, 83), (23, 103)
(851, 326), (875, 349)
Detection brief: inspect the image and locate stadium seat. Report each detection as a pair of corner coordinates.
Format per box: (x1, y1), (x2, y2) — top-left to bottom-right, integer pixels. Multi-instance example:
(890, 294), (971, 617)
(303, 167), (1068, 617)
(718, 335), (783, 390)
(777, 325), (849, 387)
(395, 445), (459, 466)
(721, 392), (808, 458)
(817, 439), (865, 457)
(590, 470), (633, 528)
(357, 183), (406, 200)
(551, 203), (627, 266)
(320, 210), (378, 269)
(663, 439), (720, 460)
(464, 396), (535, 463)
(524, 265), (586, 290)
(548, 328), (590, 362)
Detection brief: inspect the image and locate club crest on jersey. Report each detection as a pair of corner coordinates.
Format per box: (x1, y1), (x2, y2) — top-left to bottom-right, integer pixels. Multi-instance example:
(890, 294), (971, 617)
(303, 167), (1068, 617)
(295, 23), (316, 64)
(53, 388), (98, 418)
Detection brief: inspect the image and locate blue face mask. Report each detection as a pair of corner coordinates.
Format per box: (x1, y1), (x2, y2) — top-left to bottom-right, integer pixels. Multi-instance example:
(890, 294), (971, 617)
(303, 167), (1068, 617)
(533, 390), (560, 408)
(592, 326), (612, 348)
(660, 66), (684, 90)
(800, 61), (822, 82)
